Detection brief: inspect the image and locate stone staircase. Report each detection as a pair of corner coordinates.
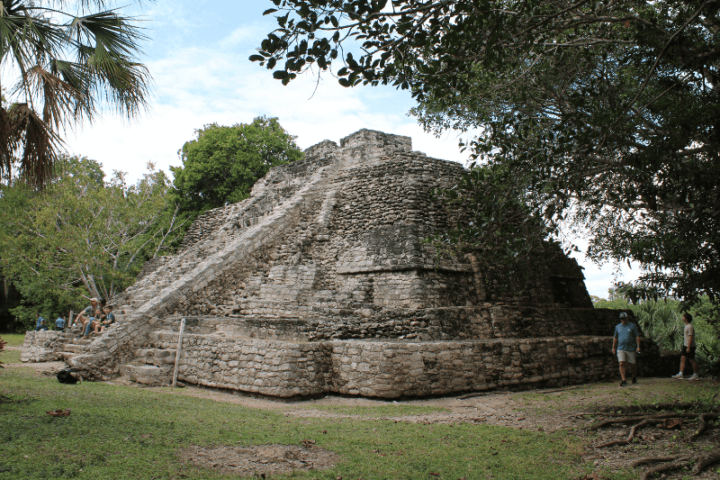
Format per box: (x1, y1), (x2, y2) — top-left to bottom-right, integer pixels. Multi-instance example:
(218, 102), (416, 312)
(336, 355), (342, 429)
(64, 142), (346, 381)
(55, 330), (98, 363)
(119, 346), (177, 386)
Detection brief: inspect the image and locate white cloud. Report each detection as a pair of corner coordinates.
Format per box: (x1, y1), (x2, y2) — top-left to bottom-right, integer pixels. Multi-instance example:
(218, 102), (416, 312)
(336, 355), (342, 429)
(65, 28), (469, 183)
(568, 237), (642, 299)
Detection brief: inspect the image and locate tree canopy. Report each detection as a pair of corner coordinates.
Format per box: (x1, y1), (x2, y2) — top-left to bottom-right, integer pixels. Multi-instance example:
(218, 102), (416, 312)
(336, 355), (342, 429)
(254, 1), (720, 308)
(170, 116), (303, 218)
(0, 0), (152, 187)
(0, 156), (185, 328)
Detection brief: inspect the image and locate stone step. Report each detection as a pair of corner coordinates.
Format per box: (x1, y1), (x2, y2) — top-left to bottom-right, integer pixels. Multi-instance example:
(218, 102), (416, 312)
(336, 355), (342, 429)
(136, 348), (177, 367)
(57, 351), (78, 362)
(63, 344), (91, 353)
(119, 364), (172, 386)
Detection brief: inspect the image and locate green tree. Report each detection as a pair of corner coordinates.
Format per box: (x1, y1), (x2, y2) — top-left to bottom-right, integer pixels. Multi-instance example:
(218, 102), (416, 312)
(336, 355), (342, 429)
(253, 1), (720, 310)
(0, 0), (151, 187)
(170, 116), (303, 218)
(0, 156), (186, 329)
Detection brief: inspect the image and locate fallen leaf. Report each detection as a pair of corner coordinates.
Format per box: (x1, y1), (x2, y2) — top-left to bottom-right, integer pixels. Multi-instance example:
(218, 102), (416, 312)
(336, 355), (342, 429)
(46, 409), (71, 417)
(322, 430), (327, 434)
(302, 438), (316, 447)
(663, 419), (682, 429)
(429, 473), (440, 477)
(141, 434), (153, 438)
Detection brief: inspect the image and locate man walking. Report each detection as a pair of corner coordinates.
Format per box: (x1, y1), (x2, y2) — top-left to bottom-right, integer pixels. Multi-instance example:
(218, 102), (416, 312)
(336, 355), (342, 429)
(672, 313), (700, 380)
(612, 312), (642, 386)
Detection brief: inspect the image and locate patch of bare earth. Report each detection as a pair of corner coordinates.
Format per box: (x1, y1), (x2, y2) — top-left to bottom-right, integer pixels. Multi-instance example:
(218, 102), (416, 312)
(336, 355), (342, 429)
(179, 444), (339, 478)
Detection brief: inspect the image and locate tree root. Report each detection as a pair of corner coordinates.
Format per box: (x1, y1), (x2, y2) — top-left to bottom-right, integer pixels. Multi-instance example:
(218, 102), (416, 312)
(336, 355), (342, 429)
(631, 455), (687, 467)
(693, 446), (720, 475)
(587, 403), (720, 478)
(639, 457), (693, 480)
(688, 413), (713, 441)
(594, 419), (653, 448)
(596, 402), (711, 414)
(632, 450), (720, 479)
(588, 412), (717, 431)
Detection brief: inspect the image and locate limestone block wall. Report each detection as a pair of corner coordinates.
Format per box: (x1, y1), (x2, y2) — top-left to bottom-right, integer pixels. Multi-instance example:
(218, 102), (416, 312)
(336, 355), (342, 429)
(21, 331), (75, 362)
(153, 306), (626, 345)
(149, 332), (332, 396)
(144, 333), (660, 398)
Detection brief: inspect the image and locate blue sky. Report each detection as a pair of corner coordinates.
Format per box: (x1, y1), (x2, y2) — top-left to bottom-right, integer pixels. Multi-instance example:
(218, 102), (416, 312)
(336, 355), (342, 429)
(64, 0), (638, 298)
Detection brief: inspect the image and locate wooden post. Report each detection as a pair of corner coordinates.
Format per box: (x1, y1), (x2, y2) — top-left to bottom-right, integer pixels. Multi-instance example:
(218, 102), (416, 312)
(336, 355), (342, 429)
(172, 318), (186, 388)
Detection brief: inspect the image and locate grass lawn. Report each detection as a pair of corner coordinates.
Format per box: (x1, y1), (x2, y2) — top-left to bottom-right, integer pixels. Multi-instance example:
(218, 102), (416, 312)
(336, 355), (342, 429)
(1, 333), (26, 348)
(0, 366), (595, 480)
(0, 349), (21, 364)
(1, 334), (24, 365)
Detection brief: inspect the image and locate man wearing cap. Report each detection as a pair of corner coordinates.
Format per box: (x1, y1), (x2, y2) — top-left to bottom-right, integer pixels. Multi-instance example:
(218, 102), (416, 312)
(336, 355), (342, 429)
(612, 311), (642, 386)
(74, 298), (100, 336)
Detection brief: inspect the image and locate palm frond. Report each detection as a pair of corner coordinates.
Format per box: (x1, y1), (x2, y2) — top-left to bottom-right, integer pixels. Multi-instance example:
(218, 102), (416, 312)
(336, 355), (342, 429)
(0, 1), (153, 187)
(24, 64), (89, 128)
(6, 102), (63, 186)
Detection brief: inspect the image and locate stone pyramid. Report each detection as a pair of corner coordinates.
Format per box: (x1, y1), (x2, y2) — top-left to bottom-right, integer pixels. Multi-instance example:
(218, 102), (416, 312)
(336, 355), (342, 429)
(23, 129), (659, 397)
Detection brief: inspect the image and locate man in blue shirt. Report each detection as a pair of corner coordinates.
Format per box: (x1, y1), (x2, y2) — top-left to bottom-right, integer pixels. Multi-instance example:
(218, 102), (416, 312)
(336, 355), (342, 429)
(35, 313), (48, 331)
(612, 311), (642, 386)
(55, 316), (66, 332)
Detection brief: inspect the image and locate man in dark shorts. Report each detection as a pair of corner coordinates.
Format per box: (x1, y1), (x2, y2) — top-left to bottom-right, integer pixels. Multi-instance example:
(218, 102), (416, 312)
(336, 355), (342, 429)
(672, 313), (699, 380)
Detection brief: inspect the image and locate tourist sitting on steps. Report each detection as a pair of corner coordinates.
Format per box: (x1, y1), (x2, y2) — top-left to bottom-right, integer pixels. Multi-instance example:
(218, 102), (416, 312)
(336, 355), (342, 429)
(97, 305), (115, 333)
(672, 313), (700, 381)
(35, 313), (48, 331)
(612, 311), (641, 387)
(55, 315), (66, 332)
(83, 307), (105, 337)
(74, 298), (100, 337)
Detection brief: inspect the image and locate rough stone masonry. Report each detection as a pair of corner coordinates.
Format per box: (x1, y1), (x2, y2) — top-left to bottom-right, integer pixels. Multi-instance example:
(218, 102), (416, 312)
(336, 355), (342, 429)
(22, 129), (662, 397)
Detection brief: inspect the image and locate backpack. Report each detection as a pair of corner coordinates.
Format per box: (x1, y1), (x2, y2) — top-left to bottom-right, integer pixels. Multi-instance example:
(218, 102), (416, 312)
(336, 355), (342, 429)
(56, 368), (81, 384)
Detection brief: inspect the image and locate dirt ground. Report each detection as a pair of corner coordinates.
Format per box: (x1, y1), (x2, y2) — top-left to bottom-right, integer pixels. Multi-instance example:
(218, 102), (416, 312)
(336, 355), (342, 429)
(179, 444), (340, 478)
(8, 352), (720, 479)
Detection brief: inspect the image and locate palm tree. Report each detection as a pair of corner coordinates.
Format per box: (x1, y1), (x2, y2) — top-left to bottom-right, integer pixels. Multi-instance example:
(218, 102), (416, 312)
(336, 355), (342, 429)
(0, 0), (151, 187)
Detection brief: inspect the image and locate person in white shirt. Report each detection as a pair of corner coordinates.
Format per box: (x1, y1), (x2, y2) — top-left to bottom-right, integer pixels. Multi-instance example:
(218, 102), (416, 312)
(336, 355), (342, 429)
(672, 313), (699, 380)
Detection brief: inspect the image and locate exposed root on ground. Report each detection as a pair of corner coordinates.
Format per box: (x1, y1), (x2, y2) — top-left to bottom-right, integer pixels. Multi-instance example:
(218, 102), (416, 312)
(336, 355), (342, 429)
(587, 402), (720, 478)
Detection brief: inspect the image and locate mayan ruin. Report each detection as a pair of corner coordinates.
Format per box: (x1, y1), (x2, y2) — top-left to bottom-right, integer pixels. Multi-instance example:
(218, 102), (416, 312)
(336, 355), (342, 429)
(21, 129), (660, 398)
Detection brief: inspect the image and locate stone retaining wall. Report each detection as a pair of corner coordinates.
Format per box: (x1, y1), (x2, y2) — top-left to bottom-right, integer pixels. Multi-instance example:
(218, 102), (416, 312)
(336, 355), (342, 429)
(21, 331), (75, 362)
(145, 334), (660, 398)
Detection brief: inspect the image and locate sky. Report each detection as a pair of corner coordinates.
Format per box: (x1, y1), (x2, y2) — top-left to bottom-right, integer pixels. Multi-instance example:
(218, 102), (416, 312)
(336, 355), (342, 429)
(63, 0), (639, 298)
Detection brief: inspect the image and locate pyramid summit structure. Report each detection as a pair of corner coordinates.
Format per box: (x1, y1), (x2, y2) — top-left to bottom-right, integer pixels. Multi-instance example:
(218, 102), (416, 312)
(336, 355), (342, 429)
(22, 129), (660, 397)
